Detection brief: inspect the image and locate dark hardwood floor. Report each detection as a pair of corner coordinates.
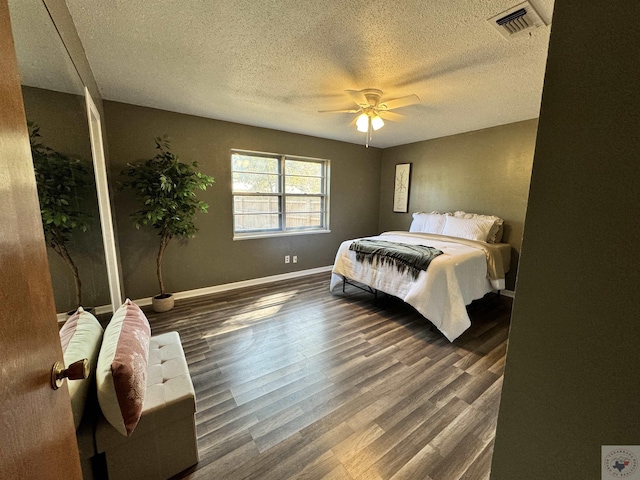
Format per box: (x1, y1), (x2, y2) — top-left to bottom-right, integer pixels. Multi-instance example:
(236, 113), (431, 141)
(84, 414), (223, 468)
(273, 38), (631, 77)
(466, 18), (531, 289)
(144, 272), (511, 480)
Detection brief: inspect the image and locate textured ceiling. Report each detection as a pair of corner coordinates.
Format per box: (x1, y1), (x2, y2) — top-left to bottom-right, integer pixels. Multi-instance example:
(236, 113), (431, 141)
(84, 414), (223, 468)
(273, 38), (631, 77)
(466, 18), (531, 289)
(9, 0), (85, 96)
(19, 0), (555, 148)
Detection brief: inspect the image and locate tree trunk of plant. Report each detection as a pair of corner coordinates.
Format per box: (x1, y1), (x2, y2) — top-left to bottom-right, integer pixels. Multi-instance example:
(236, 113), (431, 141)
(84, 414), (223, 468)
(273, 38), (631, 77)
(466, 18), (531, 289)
(157, 233), (172, 295)
(52, 242), (82, 308)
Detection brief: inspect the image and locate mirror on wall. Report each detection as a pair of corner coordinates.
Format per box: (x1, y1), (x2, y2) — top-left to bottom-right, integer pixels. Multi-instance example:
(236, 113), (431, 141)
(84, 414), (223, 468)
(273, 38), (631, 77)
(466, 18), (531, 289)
(8, 0), (112, 314)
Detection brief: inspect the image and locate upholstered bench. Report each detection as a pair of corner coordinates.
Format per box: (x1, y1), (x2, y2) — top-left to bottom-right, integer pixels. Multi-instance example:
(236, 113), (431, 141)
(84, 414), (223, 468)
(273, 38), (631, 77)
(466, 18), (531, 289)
(95, 332), (198, 480)
(61, 303), (198, 480)
(95, 331), (198, 479)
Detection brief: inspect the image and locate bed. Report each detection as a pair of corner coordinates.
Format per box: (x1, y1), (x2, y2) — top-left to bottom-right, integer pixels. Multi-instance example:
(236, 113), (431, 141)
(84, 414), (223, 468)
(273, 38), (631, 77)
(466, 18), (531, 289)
(329, 211), (511, 342)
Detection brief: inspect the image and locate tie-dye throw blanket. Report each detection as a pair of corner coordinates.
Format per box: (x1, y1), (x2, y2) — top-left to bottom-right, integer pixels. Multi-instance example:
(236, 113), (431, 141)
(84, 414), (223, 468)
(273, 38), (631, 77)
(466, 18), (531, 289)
(348, 239), (444, 280)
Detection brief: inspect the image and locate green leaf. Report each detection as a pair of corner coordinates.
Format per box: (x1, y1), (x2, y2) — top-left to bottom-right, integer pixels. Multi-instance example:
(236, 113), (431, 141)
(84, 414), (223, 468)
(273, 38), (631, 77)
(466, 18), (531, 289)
(119, 136), (215, 254)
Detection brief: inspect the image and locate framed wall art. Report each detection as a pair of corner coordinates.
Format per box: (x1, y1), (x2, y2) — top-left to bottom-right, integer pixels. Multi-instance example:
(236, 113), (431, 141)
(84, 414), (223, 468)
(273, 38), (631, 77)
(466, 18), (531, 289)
(393, 163), (411, 213)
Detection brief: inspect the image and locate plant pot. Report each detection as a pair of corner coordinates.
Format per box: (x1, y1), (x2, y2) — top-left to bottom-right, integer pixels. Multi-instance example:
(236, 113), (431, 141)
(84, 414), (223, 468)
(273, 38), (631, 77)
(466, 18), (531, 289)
(152, 293), (174, 313)
(67, 306), (94, 316)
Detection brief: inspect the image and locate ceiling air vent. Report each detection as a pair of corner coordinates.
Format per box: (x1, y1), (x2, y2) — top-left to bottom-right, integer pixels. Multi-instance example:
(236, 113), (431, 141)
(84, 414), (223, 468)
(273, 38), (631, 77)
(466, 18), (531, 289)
(488, 1), (547, 39)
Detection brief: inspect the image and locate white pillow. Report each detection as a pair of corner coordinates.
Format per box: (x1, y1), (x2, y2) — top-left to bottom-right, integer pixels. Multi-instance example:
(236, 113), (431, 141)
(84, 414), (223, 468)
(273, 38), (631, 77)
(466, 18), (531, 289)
(441, 215), (495, 242)
(453, 211), (504, 243)
(409, 212), (446, 234)
(59, 307), (104, 429)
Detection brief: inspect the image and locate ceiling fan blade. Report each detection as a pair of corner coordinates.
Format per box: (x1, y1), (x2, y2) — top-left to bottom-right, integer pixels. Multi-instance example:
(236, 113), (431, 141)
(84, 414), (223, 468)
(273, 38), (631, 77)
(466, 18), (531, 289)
(377, 110), (405, 122)
(318, 108), (361, 114)
(345, 89), (369, 107)
(380, 94), (421, 110)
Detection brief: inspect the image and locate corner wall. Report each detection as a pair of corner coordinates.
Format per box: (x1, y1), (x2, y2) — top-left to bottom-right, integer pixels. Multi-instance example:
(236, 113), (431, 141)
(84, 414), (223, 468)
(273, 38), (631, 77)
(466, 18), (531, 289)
(491, 2), (640, 478)
(378, 119), (538, 290)
(104, 101), (382, 300)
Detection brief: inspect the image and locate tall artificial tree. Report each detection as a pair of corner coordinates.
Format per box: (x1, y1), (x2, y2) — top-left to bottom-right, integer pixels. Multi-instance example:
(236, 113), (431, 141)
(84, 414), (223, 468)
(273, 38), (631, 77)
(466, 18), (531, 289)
(120, 136), (214, 297)
(29, 121), (92, 309)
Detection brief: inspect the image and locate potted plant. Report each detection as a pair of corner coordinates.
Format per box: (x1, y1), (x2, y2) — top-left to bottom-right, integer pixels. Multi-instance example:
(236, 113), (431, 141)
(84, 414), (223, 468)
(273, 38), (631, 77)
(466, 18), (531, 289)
(29, 121), (93, 311)
(120, 136), (214, 312)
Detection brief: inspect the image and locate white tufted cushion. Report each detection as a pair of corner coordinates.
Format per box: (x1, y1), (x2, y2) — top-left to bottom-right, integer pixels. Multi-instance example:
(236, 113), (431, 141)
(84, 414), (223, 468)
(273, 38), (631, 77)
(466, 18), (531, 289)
(96, 331), (196, 450)
(94, 331), (198, 479)
(144, 332), (195, 416)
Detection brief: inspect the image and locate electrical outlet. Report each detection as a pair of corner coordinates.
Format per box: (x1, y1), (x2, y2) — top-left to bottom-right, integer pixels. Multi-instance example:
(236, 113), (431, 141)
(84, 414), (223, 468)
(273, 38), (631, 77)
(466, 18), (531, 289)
(292, 256), (298, 263)
(285, 255), (290, 264)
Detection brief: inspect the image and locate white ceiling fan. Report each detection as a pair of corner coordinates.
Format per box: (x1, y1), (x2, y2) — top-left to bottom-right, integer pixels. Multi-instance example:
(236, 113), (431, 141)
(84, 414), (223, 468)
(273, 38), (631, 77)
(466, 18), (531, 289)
(319, 89), (420, 147)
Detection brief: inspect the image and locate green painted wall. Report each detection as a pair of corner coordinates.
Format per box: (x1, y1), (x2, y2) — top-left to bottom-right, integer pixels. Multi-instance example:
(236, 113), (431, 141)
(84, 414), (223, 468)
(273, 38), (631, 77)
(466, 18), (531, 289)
(378, 119), (538, 290)
(491, 2), (640, 479)
(104, 101), (382, 299)
(25, 85), (538, 306)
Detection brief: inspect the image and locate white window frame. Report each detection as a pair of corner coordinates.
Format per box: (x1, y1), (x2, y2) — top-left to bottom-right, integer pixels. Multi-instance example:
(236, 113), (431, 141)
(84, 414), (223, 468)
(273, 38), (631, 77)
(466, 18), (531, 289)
(231, 149), (330, 240)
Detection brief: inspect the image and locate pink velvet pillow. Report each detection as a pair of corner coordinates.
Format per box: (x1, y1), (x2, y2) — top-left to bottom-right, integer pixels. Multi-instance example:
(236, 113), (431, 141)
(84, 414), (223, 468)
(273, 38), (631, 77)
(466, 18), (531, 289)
(96, 299), (151, 436)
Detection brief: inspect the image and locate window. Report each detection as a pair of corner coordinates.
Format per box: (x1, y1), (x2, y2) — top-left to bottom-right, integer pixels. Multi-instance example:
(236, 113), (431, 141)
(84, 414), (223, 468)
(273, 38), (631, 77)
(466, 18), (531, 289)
(231, 150), (329, 238)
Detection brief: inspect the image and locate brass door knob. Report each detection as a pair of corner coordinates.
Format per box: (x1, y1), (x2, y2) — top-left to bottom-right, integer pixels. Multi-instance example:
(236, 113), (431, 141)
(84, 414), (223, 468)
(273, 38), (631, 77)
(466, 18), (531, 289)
(51, 359), (89, 390)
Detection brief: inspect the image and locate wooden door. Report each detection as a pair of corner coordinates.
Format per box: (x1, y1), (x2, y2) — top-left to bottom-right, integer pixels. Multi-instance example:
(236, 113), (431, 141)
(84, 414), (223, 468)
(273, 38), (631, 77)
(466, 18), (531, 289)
(0, 1), (81, 478)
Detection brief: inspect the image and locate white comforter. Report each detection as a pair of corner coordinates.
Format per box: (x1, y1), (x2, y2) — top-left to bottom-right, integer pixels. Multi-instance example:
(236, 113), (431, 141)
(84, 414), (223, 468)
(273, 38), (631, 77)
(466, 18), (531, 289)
(329, 232), (499, 342)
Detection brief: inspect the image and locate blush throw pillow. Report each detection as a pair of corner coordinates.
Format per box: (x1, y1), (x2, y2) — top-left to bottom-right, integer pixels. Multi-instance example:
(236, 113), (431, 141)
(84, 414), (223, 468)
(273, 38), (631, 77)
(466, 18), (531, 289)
(441, 215), (495, 242)
(96, 299), (151, 436)
(59, 307), (104, 429)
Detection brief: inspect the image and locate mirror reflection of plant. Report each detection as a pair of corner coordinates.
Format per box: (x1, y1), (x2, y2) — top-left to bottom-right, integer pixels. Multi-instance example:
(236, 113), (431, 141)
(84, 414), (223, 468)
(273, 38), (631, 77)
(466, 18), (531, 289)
(120, 136), (215, 297)
(29, 121), (93, 309)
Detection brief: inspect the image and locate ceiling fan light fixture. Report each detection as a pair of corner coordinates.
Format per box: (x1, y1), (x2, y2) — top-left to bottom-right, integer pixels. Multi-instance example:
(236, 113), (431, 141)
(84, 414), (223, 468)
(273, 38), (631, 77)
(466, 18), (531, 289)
(356, 113), (369, 132)
(319, 88), (418, 146)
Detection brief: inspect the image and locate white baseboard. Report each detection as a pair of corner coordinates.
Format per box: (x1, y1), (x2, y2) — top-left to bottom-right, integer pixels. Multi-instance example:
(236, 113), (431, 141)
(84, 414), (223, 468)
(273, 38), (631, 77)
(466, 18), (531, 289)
(58, 265), (334, 321)
(57, 267), (512, 323)
(136, 265), (334, 307)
